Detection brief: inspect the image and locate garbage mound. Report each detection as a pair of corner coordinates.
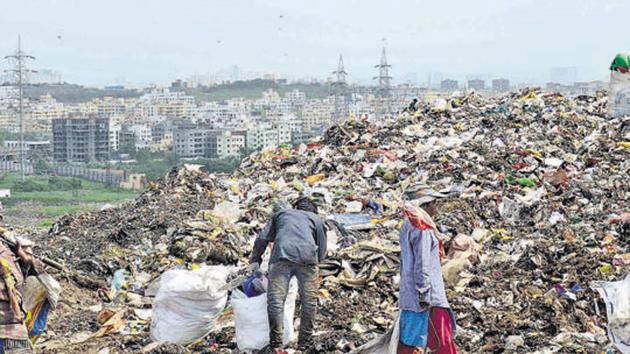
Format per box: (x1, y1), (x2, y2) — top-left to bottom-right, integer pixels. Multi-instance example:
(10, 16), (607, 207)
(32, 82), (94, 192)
(41, 166), (244, 278)
(33, 89), (629, 353)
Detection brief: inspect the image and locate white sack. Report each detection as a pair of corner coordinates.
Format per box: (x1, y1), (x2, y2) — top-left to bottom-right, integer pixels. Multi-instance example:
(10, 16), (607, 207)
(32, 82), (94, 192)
(231, 279), (298, 352)
(150, 265), (233, 345)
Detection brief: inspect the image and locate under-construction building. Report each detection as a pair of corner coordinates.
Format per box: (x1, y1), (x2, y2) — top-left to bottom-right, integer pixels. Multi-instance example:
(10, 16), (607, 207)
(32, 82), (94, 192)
(52, 116), (110, 163)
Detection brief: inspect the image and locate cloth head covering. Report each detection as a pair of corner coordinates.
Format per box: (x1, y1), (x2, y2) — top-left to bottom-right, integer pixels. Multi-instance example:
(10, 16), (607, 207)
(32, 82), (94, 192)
(402, 201), (437, 231)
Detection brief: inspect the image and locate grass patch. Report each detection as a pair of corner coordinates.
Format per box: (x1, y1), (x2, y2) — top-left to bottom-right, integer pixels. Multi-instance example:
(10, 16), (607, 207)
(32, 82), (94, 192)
(0, 173), (138, 206)
(0, 173), (140, 228)
(38, 219), (55, 228)
(6, 190), (136, 205)
(40, 204), (100, 218)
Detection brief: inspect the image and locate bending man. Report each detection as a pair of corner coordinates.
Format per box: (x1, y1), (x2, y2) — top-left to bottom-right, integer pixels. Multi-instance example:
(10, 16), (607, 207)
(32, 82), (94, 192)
(250, 197), (327, 353)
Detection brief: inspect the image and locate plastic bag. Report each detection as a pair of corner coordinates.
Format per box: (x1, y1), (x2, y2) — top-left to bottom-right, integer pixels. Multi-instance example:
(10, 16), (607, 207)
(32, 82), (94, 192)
(212, 201), (243, 225)
(23, 274), (61, 339)
(609, 70), (630, 118)
(150, 265), (233, 345)
(594, 272), (630, 354)
(353, 312), (400, 354)
(110, 269), (126, 292)
(231, 278), (298, 351)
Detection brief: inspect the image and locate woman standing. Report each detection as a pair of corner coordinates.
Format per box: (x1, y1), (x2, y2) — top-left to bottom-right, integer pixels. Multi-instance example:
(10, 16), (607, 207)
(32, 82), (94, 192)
(398, 199), (457, 354)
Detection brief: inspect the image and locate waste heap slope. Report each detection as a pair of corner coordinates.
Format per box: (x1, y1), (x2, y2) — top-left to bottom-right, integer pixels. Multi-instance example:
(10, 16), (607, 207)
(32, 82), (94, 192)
(33, 89), (629, 353)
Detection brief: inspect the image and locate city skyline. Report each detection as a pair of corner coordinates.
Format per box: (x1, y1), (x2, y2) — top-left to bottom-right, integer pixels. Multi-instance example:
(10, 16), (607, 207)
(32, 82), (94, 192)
(1, 0), (627, 86)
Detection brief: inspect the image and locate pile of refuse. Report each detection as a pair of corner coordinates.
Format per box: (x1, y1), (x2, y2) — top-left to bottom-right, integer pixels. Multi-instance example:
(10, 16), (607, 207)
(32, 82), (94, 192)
(40, 166), (244, 279)
(31, 88), (629, 353)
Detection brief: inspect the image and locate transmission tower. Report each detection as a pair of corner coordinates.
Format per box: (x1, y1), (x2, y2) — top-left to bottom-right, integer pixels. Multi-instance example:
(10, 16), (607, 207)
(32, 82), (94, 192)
(332, 54), (347, 88)
(373, 47), (392, 117)
(374, 47), (392, 96)
(331, 54), (349, 122)
(4, 36), (36, 181)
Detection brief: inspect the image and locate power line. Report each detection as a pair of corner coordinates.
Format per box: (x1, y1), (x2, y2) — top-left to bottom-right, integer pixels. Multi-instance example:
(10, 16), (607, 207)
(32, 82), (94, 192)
(4, 35), (36, 181)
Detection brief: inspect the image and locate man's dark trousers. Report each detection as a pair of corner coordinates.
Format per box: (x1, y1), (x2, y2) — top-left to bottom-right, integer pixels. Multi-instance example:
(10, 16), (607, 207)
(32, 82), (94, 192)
(267, 259), (319, 348)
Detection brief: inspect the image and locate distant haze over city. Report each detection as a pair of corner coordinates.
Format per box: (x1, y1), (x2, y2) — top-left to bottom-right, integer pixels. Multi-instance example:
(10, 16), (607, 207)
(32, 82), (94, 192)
(1, 0), (627, 87)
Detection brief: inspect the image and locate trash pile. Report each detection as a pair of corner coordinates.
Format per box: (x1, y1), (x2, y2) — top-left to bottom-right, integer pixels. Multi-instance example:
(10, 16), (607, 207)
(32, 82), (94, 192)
(41, 166), (244, 279)
(30, 88), (629, 353)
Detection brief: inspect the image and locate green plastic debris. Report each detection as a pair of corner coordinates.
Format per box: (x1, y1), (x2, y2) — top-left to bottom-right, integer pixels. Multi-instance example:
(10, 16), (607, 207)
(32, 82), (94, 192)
(505, 176), (537, 187)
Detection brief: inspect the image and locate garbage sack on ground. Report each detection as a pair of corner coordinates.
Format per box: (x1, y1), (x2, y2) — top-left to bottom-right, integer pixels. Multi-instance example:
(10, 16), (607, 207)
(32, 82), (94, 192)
(150, 265), (233, 345)
(593, 272), (630, 353)
(231, 278), (298, 352)
(352, 312), (400, 354)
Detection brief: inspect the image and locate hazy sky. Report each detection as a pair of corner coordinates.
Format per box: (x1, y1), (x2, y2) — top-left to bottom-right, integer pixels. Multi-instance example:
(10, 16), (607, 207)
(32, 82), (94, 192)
(0, 0), (627, 86)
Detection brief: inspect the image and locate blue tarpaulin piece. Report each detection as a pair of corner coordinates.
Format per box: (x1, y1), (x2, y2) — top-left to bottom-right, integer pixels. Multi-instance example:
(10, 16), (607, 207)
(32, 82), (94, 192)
(329, 214), (371, 227)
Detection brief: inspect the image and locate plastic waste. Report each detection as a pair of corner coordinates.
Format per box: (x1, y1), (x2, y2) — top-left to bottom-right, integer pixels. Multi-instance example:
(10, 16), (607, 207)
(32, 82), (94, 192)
(329, 214), (373, 229)
(505, 176), (537, 188)
(365, 200), (382, 215)
(231, 278), (298, 351)
(150, 265), (233, 345)
(211, 201), (243, 225)
(110, 269), (127, 292)
(242, 273), (268, 298)
(23, 274), (61, 339)
(593, 273), (630, 353)
(352, 312), (400, 354)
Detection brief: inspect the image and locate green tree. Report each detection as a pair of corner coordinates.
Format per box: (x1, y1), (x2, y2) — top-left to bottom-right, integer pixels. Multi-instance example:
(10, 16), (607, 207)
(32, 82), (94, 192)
(119, 141), (136, 157)
(33, 158), (51, 175)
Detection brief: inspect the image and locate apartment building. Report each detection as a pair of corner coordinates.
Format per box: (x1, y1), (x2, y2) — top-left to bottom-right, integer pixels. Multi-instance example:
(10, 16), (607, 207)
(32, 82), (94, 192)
(151, 120), (175, 144)
(193, 102), (247, 128)
(121, 123), (153, 150)
(97, 98), (128, 118)
(286, 89), (306, 107)
(492, 79), (510, 92)
(245, 122), (291, 151)
(173, 123), (218, 158)
(301, 99), (335, 130)
(29, 94), (67, 133)
(468, 79), (485, 91)
(137, 88), (195, 119)
(109, 124), (121, 152)
(440, 79), (458, 91)
(52, 116), (110, 163)
(291, 127), (324, 145)
(216, 131), (245, 159)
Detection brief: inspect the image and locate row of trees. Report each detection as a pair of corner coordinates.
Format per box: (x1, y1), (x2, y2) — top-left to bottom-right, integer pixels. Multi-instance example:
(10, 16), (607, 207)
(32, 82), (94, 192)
(9, 175), (82, 193)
